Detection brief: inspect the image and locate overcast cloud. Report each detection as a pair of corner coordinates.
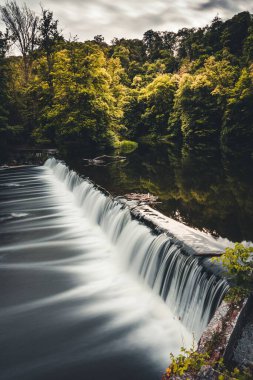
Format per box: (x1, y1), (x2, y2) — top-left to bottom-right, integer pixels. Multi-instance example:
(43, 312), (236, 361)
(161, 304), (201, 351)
(2, 0), (253, 41)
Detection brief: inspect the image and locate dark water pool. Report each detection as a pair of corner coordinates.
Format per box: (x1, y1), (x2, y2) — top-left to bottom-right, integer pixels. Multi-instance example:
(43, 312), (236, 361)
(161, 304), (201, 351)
(61, 143), (253, 243)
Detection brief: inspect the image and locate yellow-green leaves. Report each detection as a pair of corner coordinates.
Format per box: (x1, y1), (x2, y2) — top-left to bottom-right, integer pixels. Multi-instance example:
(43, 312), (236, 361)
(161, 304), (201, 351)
(203, 56), (239, 97)
(29, 41), (128, 145)
(212, 243), (253, 298)
(213, 243), (253, 276)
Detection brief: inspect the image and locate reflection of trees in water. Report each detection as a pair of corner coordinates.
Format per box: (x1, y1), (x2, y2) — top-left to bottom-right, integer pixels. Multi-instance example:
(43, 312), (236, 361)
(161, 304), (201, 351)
(222, 152), (253, 242)
(171, 144), (238, 240)
(61, 142), (253, 242)
(169, 144), (253, 241)
(120, 143), (253, 242)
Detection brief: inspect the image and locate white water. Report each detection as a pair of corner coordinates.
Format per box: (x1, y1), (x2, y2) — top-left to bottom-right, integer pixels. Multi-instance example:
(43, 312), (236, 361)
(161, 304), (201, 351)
(0, 160), (229, 380)
(0, 165), (191, 380)
(45, 158), (229, 335)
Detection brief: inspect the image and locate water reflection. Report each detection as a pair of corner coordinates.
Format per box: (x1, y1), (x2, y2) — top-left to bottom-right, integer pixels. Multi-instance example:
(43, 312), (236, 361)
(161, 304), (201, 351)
(1, 143), (252, 242)
(62, 143), (253, 242)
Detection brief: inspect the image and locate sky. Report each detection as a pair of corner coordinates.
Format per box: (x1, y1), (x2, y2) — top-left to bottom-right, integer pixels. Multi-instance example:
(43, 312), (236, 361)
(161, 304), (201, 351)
(2, 0), (253, 42)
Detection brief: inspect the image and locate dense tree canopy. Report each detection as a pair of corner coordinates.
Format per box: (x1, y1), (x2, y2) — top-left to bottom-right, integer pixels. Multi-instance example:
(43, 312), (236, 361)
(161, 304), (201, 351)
(0, 3), (252, 153)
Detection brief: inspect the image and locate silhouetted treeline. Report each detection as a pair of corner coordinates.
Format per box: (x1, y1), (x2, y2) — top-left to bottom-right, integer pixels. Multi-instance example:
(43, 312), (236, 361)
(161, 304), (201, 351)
(0, 2), (252, 153)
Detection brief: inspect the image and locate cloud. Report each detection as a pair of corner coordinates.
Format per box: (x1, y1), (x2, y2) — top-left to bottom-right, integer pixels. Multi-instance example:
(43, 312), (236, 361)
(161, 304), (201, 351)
(192, 0), (252, 11)
(6, 0), (253, 42)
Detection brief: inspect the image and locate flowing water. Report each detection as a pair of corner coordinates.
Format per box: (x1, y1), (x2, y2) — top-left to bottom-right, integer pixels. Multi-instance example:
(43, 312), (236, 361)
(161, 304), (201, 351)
(0, 159), (228, 380)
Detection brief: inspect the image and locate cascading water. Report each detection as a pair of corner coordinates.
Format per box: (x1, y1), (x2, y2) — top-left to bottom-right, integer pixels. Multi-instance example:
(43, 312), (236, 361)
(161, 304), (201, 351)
(1, 164), (192, 380)
(0, 159), (229, 380)
(45, 157), (229, 336)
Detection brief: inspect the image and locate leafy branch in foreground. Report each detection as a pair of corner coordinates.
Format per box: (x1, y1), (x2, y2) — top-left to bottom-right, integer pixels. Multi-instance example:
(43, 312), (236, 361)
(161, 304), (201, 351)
(163, 344), (252, 379)
(165, 344), (209, 378)
(212, 243), (253, 296)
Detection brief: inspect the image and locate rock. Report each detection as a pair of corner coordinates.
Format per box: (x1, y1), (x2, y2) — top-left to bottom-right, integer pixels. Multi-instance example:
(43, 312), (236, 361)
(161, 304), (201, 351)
(234, 322), (253, 367)
(197, 365), (215, 379)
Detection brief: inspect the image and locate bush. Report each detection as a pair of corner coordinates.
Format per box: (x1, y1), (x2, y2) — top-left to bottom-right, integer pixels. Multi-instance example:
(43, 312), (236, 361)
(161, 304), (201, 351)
(212, 243), (253, 292)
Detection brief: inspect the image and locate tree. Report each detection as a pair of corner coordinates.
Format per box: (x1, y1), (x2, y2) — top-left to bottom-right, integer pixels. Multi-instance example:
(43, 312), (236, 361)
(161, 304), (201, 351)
(222, 66), (253, 150)
(122, 88), (145, 139)
(38, 9), (61, 57)
(176, 28), (196, 61)
(0, 1), (39, 82)
(171, 56), (239, 143)
(37, 9), (62, 100)
(109, 38), (146, 80)
(203, 56), (239, 100)
(0, 31), (9, 142)
(221, 12), (252, 56)
(32, 42), (125, 147)
(139, 74), (178, 136)
(1, 7), (253, 152)
(161, 31), (176, 53)
(106, 57), (127, 133)
(111, 45), (130, 72)
(143, 30), (163, 61)
(174, 72), (222, 142)
(93, 35), (104, 44)
(205, 15), (223, 53)
(243, 26), (253, 63)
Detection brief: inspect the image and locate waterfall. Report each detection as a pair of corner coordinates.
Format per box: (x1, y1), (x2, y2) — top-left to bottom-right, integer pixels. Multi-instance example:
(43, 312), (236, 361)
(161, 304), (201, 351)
(45, 157), (229, 337)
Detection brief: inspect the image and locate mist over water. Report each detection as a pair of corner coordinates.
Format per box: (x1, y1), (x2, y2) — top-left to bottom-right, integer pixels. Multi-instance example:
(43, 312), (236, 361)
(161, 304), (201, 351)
(0, 161), (228, 380)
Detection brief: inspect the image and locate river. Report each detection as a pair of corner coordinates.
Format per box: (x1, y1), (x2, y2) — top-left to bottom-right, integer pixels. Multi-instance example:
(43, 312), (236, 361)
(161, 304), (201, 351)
(0, 156), (229, 380)
(62, 143), (253, 243)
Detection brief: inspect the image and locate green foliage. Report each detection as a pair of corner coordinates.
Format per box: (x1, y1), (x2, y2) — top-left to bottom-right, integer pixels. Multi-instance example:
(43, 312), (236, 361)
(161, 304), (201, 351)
(212, 243), (253, 294)
(243, 27), (253, 63)
(168, 56), (240, 143)
(222, 66), (253, 151)
(138, 74), (178, 135)
(164, 345), (252, 380)
(203, 56), (239, 99)
(167, 345), (209, 377)
(213, 243), (253, 276)
(220, 12), (252, 56)
(174, 72), (222, 141)
(38, 9), (62, 57)
(31, 43), (127, 146)
(224, 286), (249, 303)
(0, 6), (252, 151)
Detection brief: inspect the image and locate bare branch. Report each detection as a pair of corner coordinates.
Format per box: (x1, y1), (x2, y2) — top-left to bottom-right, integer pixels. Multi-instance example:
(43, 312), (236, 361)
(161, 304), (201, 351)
(0, 1), (39, 80)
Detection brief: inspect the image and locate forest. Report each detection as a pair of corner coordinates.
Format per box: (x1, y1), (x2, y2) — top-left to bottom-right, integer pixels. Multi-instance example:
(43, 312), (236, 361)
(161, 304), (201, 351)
(0, 1), (253, 155)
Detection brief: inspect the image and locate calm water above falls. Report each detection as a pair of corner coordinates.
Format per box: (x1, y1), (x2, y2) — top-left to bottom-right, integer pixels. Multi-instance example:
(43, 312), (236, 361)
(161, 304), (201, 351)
(62, 143), (253, 243)
(0, 161), (228, 380)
